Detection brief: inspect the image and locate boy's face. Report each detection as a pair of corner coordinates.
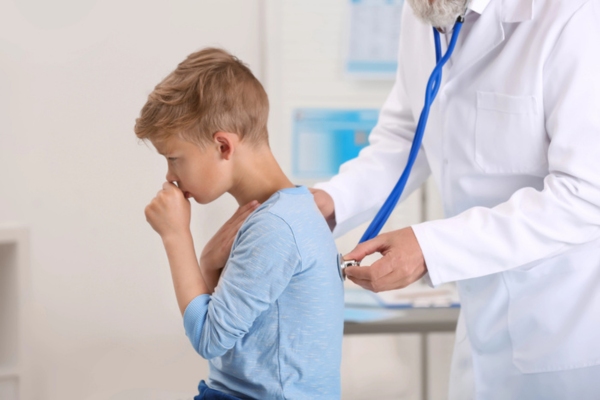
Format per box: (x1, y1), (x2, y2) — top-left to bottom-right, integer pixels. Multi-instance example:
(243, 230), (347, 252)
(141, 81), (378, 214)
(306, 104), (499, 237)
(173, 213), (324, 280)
(153, 135), (231, 204)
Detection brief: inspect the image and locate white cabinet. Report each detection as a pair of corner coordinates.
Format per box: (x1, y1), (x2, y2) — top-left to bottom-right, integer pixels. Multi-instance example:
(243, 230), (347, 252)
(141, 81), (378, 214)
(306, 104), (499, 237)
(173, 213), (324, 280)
(0, 227), (29, 400)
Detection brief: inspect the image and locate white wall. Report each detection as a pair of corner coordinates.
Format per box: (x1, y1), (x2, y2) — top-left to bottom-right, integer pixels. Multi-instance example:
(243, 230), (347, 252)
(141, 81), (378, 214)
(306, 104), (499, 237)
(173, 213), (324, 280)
(1, 0), (454, 399)
(0, 1), (261, 399)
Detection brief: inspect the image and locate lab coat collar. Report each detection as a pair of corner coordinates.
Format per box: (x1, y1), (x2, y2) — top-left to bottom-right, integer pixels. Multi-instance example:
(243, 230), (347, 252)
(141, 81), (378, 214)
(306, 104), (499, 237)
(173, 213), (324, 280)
(445, 0), (534, 84)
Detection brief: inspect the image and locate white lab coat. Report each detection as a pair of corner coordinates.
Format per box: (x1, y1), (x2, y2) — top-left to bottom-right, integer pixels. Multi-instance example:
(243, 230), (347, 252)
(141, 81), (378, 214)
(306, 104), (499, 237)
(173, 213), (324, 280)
(315, 0), (600, 398)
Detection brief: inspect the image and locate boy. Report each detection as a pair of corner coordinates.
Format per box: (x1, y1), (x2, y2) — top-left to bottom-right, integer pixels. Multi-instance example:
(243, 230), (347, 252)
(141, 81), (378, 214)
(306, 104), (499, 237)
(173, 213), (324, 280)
(134, 48), (344, 399)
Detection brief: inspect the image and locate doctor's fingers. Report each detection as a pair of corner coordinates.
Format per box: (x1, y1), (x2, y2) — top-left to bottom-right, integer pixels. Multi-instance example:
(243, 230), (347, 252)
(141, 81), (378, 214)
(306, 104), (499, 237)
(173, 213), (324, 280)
(347, 269), (415, 293)
(346, 256), (419, 292)
(344, 262), (394, 287)
(344, 234), (391, 263)
(346, 270), (403, 293)
(347, 276), (376, 292)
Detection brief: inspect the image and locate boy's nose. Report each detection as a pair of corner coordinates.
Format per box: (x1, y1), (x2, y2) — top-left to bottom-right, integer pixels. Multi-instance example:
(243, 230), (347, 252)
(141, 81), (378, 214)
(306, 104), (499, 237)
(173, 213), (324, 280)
(166, 170), (178, 183)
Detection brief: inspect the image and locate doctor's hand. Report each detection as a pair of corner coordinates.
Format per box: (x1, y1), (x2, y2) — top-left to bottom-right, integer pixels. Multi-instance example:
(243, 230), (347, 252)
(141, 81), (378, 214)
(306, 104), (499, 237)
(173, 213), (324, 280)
(344, 227), (427, 292)
(309, 188), (336, 230)
(145, 182), (191, 240)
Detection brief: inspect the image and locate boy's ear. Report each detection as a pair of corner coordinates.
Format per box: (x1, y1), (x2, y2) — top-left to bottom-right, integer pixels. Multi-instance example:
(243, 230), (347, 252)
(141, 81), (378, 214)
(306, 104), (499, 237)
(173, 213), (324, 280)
(213, 131), (239, 160)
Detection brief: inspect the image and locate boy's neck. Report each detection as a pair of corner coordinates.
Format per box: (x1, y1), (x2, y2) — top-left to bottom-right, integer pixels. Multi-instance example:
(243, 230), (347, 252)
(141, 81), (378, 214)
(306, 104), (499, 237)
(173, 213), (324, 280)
(228, 144), (295, 206)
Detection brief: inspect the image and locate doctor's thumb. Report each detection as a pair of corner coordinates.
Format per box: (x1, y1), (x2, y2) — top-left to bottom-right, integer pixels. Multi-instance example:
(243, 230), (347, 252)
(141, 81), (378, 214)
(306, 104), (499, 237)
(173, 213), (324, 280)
(344, 235), (388, 262)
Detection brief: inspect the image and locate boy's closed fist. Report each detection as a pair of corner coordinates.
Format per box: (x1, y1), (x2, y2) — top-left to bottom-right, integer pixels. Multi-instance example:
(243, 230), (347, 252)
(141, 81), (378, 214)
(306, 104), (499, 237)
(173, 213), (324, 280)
(145, 181), (191, 239)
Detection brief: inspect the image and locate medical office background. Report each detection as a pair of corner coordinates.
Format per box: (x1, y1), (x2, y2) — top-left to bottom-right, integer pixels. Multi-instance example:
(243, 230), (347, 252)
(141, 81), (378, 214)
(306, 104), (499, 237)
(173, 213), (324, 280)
(0, 0), (456, 399)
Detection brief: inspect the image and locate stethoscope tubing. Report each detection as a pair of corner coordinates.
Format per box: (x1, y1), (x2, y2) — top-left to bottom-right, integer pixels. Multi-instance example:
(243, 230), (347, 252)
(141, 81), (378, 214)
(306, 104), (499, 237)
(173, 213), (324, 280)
(359, 17), (465, 243)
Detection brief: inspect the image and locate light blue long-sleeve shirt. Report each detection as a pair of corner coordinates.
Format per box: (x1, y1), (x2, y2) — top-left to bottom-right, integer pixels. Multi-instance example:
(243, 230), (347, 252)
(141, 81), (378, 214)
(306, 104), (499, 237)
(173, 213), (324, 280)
(183, 186), (344, 399)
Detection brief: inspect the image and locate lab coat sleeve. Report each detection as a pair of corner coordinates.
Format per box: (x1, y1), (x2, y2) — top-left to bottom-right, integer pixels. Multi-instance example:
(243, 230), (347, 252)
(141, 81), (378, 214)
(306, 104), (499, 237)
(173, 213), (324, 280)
(314, 5), (431, 238)
(412, 1), (600, 286)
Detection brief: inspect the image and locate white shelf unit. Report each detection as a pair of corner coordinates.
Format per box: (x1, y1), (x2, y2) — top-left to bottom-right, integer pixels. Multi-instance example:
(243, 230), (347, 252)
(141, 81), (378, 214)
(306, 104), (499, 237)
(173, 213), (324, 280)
(0, 226), (29, 400)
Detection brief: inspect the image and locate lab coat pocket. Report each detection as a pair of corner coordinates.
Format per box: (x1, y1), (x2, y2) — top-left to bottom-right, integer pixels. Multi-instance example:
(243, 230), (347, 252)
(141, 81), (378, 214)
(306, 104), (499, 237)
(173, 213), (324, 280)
(505, 252), (600, 373)
(474, 92), (547, 174)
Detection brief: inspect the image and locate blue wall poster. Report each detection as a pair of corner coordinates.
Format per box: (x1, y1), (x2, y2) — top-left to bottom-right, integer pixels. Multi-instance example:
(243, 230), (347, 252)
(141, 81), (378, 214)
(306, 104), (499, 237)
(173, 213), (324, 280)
(345, 0), (404, 79)
(292, 108), (379, 179)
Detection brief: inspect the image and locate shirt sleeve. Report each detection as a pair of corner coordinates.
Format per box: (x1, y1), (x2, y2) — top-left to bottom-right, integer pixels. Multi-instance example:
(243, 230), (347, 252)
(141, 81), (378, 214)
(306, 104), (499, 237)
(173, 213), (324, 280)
(183, 211), (301, 359)
(314, 4), (431, 237)
(413, 1), (600, 286)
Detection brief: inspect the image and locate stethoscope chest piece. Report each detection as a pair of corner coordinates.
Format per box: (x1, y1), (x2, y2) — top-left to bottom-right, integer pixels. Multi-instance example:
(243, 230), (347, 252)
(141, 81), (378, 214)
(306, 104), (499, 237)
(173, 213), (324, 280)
(338, 253), (360, 281)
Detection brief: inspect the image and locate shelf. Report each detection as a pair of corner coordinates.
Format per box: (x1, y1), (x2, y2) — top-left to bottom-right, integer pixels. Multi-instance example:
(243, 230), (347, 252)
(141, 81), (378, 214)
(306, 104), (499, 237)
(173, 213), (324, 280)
(0, 225), (28, 400)
(0, 225), (28, 244)
(0, 242), (19, 374)
(0, 374), (19, 400)
(0, 367), (19, 380)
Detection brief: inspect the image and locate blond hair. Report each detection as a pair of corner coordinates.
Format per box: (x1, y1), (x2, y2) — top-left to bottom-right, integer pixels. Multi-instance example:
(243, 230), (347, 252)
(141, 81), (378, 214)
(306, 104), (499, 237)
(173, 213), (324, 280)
(135, 48), (269, 147)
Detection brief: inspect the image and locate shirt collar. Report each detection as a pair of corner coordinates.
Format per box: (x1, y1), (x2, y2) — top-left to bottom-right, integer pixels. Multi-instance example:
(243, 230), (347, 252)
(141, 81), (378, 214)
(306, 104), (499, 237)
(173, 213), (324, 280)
(467, 0), (535, 22)
(468, 0), (491, 15)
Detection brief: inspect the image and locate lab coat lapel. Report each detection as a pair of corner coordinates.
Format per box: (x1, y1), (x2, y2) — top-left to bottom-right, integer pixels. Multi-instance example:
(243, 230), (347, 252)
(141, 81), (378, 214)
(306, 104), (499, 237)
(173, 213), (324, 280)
(448, 0), (535, 81)
(448, 3), (505, 82)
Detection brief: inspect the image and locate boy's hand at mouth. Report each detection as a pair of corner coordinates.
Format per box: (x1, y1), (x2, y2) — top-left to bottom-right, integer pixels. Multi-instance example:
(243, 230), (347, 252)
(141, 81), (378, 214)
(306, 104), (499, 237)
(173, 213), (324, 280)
(145, 181), (192, 241)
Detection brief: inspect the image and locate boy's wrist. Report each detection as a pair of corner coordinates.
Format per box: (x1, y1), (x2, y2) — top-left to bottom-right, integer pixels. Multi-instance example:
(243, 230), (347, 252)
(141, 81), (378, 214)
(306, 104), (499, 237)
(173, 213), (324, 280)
(161, 229), (193, 248)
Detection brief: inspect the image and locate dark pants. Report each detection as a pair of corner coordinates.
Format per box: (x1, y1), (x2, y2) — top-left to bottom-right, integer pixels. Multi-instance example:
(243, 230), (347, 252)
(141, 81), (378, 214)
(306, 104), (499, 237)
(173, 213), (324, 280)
(194, 381), (240, 400)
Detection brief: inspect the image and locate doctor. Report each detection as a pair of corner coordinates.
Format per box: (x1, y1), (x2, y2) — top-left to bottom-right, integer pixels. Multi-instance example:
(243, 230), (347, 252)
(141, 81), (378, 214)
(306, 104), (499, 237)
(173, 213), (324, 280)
(312, 0), (600, 398)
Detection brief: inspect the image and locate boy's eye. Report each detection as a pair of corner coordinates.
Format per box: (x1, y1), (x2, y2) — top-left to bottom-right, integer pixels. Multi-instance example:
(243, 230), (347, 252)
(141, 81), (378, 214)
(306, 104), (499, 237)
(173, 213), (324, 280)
(167, 157), (177, 162)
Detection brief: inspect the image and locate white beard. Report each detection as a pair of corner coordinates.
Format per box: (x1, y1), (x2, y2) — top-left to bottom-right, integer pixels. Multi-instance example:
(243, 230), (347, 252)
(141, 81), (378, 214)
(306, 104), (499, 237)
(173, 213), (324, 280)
(406, 0), (468, 29)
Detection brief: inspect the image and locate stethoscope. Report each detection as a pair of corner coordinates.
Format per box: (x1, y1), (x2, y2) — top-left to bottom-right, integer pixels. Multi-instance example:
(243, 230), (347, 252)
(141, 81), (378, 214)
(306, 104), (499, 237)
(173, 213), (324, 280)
(339, 14), (466, 279)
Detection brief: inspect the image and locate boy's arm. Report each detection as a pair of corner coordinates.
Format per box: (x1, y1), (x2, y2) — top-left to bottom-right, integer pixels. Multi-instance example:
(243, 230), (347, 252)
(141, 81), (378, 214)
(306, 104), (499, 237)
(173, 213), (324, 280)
(184, 212), (301, 359)
(145, 182), (209, 315)
(162, 232), (209, 315)
(199, 201), (259, 292)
